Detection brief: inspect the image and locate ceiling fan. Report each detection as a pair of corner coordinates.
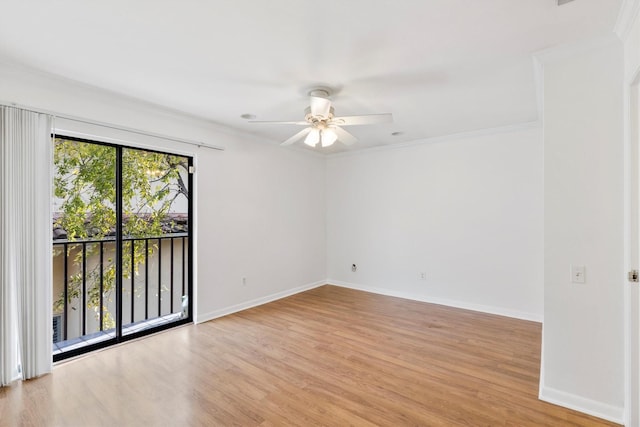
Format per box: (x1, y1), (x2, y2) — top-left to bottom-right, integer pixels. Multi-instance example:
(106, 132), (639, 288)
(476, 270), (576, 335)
(249, 88), (393, 148)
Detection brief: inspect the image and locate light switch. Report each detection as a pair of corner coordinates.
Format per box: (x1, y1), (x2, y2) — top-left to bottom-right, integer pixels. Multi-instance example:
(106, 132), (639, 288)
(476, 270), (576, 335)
(571, 265), (586, 283)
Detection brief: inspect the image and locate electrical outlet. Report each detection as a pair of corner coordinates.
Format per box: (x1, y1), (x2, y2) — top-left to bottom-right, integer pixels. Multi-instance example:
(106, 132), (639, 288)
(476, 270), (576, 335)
(242, 277), (247, 286)
(418, 272), (426, 280)
(352, 264), (357, 272)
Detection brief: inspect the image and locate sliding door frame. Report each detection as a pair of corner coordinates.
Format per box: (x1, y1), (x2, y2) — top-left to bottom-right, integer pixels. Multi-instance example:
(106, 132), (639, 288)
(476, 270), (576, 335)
(53, 135), (193, 362)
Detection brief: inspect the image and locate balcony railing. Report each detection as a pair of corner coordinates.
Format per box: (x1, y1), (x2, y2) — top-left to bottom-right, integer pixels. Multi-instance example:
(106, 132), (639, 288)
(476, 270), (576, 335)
(52, 233), (189, 349)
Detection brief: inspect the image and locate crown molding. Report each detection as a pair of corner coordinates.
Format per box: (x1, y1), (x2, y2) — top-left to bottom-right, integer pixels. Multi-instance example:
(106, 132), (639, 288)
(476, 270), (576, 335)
(532, 33), (621, 65)
(326, 120), (541, 159)
(614, 0), (640, 41)
(0, 57), (285, 151)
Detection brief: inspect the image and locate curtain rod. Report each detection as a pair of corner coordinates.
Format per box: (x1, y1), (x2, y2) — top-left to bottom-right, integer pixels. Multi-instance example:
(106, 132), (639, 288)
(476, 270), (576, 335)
(0, 101), (225, 151)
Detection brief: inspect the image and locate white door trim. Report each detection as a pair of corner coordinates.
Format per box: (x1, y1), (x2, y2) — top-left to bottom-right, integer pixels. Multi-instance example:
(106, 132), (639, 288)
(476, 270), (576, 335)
(624, 67), (640, 427)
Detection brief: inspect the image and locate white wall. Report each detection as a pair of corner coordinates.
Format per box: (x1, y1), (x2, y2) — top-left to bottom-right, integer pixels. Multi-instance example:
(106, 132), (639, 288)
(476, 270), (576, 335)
(0, 60), (327, 323)
(197, 130), (326, 319)
(540, 40), (625, 422)
(326, 127), (544, 321)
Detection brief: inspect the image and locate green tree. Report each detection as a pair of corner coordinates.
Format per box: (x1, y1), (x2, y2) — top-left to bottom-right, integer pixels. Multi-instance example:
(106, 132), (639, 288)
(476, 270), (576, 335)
(53, 137), (188, 331)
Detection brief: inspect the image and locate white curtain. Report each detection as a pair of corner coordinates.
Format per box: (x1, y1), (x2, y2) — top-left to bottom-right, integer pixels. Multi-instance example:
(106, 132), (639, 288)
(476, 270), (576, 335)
(0, 106), (53, 386)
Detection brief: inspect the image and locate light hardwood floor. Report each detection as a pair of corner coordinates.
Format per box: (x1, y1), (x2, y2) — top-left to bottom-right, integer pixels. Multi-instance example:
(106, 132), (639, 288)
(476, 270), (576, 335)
(0, 285), (620, 426)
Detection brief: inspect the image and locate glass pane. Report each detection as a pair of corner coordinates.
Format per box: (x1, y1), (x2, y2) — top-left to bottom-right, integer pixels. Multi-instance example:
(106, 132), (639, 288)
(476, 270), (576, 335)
(121, 148), (190, 336)
(52, 137), (117, 355)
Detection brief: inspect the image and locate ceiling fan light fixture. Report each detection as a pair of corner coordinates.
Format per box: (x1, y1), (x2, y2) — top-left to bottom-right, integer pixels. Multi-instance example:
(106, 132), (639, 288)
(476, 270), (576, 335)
(304, 128), (320, 147)
(249, 87), (393, 148)
(321, 128), (338, 147)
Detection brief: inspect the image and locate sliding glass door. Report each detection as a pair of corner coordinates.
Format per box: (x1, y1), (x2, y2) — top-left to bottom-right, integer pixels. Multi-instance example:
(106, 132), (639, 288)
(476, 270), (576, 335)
(120, 147), (191, 336)
(52, 136), (192, 361)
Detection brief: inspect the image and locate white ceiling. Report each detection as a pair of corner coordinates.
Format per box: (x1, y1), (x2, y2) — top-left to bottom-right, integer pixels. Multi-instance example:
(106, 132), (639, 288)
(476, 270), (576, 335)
(0, 0), (623, 153)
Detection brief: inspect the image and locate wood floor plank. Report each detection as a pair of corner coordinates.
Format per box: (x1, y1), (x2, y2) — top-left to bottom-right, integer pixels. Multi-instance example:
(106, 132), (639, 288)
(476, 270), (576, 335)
(0, 285), (621, 426)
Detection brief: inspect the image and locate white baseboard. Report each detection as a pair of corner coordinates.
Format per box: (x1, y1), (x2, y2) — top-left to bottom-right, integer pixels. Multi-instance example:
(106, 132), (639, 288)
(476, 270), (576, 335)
(196, 280), (326, 324)
(197, 279), (542, 325)
(539, 386), (624, 425)
(327, 280), (543, 323)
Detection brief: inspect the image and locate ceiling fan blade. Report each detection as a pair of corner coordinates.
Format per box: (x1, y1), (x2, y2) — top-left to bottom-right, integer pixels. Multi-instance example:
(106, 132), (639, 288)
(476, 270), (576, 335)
(333, 126), (358, 146)
(310, 96), (332, 118)
(249, 120), (309, 125)
(331, 113), (393, 126)
(281, 127), (312, 146)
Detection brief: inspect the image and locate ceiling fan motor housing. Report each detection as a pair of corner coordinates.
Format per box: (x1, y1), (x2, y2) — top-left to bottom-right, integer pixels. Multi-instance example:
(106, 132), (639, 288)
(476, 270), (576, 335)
(308, 88), (331, 98)
(305, 106), (335, 124)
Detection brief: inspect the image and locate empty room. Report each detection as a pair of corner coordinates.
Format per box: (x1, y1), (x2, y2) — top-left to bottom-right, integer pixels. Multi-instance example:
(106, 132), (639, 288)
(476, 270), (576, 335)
(1, 1), (639, 426)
